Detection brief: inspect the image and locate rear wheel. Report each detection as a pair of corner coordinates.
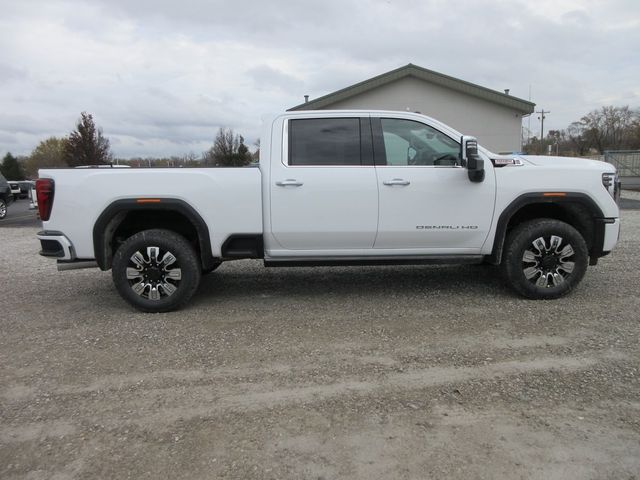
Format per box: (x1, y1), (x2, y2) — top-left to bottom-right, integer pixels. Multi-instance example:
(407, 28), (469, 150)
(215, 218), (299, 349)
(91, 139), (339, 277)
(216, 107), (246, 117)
(0, 198), (6, 219)
(112, 229), (201, 312)
(501, 219), (588, 299)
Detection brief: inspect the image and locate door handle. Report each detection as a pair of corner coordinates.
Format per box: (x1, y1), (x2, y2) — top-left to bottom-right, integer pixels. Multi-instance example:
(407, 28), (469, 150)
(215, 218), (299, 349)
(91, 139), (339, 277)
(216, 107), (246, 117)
(276, 179), (304, 187)
(383, 178), (410, 186)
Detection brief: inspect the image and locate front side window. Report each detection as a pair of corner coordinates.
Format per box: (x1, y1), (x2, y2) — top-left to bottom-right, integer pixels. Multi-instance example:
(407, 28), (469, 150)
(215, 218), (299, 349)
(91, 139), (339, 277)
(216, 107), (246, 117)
(289, 118), (361, 166)
(380, 118), (460, 166)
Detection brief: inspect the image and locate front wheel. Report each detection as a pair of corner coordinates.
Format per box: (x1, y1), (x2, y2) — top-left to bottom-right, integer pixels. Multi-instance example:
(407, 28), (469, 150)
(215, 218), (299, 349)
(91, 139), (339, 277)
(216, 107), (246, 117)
(112, 229), (202, 312)
(0, 198), (7, 219)
(501, 219), (588, 299)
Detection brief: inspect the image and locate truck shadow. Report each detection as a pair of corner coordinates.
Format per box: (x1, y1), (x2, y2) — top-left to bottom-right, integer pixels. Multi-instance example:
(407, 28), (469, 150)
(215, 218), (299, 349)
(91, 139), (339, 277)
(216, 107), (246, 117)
(193, 262), (510, 305)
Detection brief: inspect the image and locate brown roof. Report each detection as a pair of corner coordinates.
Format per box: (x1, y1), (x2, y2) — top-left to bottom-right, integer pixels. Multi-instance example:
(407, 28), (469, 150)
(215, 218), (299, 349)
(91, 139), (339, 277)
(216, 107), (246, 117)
(288, 63), (535, 114)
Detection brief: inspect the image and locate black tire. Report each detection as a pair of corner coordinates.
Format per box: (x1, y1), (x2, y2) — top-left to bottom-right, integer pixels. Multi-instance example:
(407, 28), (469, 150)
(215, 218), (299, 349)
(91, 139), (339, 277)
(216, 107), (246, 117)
(501, 219), (588, 299)
(112, 229), (202, 312)
(202, 261), (222, 275)
(0, 198), (6, 219)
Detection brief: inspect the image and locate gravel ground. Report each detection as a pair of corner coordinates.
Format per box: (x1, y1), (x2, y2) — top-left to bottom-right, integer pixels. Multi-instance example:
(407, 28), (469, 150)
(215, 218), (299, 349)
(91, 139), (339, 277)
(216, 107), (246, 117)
(1, 206), (639, 479)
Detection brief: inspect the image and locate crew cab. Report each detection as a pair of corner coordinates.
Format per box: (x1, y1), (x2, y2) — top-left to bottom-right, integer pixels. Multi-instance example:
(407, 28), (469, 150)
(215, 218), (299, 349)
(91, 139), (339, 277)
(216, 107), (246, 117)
(35, 110), (621, 312)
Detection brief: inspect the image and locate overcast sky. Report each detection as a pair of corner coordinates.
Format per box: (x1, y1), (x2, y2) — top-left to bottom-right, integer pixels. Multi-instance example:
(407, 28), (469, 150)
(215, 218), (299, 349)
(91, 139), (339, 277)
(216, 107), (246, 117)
(1, 0), (638, 158)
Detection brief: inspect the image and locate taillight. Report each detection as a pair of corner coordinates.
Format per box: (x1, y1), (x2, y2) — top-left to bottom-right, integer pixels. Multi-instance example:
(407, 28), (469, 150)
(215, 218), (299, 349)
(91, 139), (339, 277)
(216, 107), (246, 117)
(36, 178), (55, 221)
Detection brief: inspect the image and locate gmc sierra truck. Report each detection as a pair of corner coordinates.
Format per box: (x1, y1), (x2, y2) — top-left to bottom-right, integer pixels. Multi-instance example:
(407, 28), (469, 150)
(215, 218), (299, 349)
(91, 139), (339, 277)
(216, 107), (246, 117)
(35, 110), (621, 312)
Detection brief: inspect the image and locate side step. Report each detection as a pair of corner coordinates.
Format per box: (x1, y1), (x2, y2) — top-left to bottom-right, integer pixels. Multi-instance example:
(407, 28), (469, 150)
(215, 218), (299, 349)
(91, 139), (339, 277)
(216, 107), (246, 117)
(57, 260), (99, 271)
(264, 255), (485, 267)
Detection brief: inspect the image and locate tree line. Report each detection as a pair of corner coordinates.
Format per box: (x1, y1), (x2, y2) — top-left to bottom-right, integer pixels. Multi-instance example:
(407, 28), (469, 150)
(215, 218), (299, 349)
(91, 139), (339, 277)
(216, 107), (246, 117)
(523, 105), (640, 156)
(9, 104), (635, 179)
(1, 112), (257, 180)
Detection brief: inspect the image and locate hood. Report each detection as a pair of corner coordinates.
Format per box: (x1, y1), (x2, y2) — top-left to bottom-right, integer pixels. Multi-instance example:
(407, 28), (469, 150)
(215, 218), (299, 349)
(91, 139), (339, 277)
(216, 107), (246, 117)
(518, 155), (614, 171)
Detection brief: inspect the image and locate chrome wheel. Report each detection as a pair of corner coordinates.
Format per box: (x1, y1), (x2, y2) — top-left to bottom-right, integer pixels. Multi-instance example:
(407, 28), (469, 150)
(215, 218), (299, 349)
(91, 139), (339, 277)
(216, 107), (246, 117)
(0, 200), (6, 219)
(126, 246), (182, 300)
(522, 235), (575, 288)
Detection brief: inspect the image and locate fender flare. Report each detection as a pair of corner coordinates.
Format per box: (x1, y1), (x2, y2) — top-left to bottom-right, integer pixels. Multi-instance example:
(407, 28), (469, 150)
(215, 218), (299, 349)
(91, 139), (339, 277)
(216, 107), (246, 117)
(92, 198), (215, 270)
(489, 192), (606, 265)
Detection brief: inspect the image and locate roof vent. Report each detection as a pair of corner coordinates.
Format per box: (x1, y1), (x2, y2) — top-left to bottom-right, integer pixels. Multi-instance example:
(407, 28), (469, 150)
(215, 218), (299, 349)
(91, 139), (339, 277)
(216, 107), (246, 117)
(304, 95), (309, 103)
(504, 89), (510, 95)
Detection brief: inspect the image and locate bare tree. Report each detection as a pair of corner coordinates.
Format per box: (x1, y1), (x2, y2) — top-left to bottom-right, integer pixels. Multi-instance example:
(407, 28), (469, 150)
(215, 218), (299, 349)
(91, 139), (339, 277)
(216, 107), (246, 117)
(565, 121), (591, 156)
(64, 112), (112, 166)
(204, 127), (252, 167)
(580, 106), (636, 153)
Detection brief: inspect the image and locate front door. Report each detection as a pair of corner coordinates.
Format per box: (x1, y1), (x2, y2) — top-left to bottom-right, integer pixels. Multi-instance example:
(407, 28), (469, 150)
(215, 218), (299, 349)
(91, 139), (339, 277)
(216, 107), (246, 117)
(373, 117), (496, 253)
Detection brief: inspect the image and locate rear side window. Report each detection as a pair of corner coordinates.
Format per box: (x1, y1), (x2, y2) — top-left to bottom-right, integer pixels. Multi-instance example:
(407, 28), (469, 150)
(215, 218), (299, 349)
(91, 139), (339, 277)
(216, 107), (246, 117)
(289, 118), (361, 166)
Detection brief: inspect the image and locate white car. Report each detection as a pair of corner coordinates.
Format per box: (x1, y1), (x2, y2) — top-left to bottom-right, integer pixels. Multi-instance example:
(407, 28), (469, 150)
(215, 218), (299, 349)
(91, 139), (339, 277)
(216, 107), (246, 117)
(29, 181), (38, 211)
(8, 181), (20, 199)
(35, 110), (620, 312)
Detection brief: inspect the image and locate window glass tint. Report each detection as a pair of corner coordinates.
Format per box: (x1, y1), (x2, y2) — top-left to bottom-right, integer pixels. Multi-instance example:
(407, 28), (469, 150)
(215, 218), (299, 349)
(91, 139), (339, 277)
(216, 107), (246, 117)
(290, 118), (361, 166)
(380, 118), (460, 166)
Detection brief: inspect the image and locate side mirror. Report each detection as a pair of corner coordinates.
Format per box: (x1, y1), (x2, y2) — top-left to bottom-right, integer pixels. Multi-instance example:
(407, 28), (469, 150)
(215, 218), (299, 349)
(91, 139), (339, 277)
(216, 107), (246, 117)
(460, 135), (485, 183)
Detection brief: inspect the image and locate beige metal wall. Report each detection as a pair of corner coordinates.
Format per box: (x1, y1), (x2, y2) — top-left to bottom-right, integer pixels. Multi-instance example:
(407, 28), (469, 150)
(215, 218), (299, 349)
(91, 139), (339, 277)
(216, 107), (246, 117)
(309, 76), (524, 153)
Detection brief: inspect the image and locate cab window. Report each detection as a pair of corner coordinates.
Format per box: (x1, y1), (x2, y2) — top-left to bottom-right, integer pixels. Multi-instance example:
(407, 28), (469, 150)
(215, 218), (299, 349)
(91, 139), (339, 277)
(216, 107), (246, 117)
(289, 118), (361, 166)
(379, 118), (460, 166)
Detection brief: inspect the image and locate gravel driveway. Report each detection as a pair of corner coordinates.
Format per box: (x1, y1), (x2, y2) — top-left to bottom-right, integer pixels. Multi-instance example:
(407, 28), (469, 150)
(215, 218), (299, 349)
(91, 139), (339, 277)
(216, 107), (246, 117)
(1, 207), (639, 479)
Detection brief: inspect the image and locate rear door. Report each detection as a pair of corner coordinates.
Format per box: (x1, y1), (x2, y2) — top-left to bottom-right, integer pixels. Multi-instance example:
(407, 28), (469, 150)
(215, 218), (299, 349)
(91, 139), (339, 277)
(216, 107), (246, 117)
(269, 116), (378, 251)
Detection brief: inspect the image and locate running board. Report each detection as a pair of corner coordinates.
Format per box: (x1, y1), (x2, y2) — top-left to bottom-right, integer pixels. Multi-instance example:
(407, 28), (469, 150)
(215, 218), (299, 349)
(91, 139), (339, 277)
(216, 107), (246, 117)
(263, 255), (484, 268)
(57, 260), (99, 271)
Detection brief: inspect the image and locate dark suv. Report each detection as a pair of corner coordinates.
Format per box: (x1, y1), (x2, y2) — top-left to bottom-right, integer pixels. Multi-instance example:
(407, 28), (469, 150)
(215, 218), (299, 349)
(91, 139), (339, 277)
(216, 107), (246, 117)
(0, 172), (14, 219)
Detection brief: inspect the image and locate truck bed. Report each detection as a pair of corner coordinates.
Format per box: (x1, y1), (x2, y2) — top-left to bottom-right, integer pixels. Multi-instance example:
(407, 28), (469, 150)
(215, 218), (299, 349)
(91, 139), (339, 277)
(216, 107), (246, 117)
(38, 167), (263, 258)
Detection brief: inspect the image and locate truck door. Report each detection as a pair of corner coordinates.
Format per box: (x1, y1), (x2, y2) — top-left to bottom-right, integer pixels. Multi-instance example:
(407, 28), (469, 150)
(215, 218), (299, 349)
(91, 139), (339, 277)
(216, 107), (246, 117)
(372, 117), (496, 252)
(269, 116), (378, 251)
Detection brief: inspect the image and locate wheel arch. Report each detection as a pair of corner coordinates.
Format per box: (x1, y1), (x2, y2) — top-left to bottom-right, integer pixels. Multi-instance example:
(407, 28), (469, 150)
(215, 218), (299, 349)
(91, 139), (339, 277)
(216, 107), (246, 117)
(93, 198), (216, 271)
(489, 192), (605, 265)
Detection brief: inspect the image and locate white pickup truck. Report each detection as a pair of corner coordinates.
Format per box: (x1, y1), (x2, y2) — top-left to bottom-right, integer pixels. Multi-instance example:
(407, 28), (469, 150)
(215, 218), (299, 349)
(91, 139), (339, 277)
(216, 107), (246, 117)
(36, 110), (621, 312)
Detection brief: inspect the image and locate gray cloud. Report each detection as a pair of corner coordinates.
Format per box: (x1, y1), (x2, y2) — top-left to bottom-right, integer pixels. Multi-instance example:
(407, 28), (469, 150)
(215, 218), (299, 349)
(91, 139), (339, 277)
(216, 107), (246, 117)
(0, 0), (638, 158)
(246, 65), (303, 93)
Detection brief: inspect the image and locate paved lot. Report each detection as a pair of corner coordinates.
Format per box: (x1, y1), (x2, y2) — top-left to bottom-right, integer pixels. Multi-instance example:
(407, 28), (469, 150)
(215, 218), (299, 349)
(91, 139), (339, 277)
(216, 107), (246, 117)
(620, 196), (640, 210)
(0, 199), (39, 228)
(1, 201), (639, 479)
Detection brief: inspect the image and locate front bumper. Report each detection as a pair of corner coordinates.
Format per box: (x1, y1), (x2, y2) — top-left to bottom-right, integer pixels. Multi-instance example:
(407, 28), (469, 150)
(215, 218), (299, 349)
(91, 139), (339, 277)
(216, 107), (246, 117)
(589, 218), (620, 265)
(601, 218), (620, 253)
(37, 230), (75, 260)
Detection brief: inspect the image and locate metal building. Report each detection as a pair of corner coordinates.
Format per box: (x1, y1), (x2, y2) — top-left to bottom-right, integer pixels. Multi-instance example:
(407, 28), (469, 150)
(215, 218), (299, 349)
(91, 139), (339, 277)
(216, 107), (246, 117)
(289, 64), (535, 153)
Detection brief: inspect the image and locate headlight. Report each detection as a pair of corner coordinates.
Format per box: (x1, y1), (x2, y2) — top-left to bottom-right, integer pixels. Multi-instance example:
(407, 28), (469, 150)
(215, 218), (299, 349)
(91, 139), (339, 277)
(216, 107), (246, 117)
(602, 172), (620, 202)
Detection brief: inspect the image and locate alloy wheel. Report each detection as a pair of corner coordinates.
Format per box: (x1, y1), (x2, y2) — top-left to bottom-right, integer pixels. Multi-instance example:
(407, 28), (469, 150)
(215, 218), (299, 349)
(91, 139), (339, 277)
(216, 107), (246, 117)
(126, 246), (182, 300)
(522, 235), (575, 288)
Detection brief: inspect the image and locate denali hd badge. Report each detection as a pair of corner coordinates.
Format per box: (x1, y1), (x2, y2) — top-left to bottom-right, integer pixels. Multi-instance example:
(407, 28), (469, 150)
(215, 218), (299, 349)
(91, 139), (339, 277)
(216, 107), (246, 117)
(416, 225), (479, 229)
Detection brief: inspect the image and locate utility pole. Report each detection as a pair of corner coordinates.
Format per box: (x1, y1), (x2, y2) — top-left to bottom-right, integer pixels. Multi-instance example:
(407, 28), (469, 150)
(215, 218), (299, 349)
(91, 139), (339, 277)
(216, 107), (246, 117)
(528, 85), (532, 145)
(536, 109), (550, 142)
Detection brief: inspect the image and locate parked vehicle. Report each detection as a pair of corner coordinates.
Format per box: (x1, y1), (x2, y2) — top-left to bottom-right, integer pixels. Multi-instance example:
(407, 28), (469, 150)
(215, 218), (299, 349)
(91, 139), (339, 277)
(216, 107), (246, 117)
(0, 172), (14, 219)
(35, 110), (621, 312)
(29, 182), (38, 211)
(8, 181), (20, 199)
(18, 181), (32, 199)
